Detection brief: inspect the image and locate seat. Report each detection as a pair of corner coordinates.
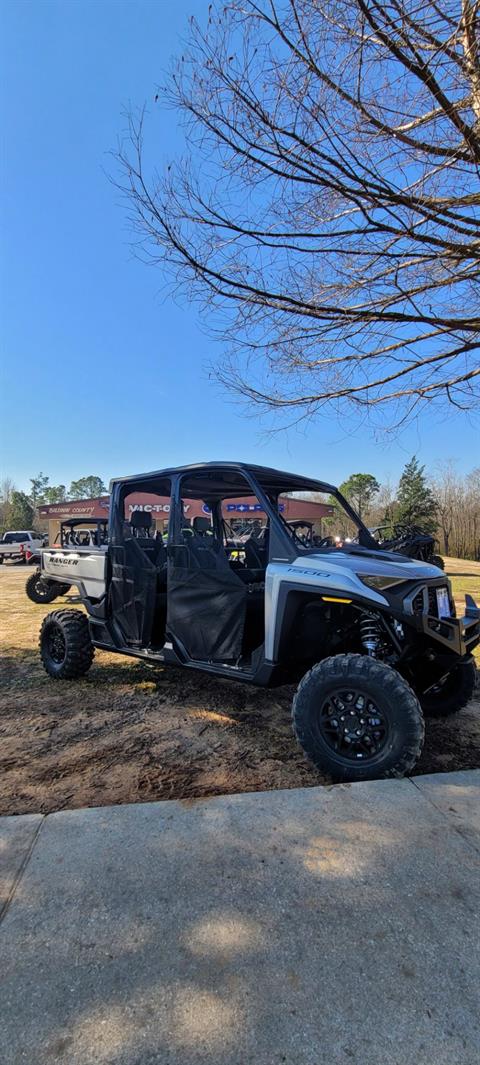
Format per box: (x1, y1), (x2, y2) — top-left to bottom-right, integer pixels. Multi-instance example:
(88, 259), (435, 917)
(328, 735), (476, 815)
(188, 532), (222, 569)
(130, 509), (154, 545)
(244, 527), (269, 570)
(130, 511), (166, 569)
(192, 516), (212, 536)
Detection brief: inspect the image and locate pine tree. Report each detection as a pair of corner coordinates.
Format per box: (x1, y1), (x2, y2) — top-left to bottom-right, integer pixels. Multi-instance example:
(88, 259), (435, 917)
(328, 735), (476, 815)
(69, 475), (107, 500)
(30, 473), (50, 508)
(7, 491), (35, 531)
(396, 457), (437, 534)
(43, 485), (67, 504)
(339, 473), (380, 522)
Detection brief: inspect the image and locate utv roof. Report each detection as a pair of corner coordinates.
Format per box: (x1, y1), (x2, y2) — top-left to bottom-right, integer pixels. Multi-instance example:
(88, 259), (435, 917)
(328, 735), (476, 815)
(61, 517), (108, 528)
(109, 462), (337, 499)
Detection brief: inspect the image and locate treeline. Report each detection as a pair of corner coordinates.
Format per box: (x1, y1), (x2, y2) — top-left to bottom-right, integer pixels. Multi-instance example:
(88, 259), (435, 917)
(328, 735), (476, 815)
(332, 457), (480, 561)
(0, 473), (106, 535)
(433, 466), (480, 562)
(1, 460), (479, 559)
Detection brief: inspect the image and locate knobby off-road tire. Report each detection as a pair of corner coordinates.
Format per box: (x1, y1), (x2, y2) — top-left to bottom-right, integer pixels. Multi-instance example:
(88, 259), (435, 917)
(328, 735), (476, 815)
(421, 657), (477, 718)
(432, 554), (445, 570)
(292, 654), (424, 783)
(26, 571), (67, 604)
(40, 609), (94, 679)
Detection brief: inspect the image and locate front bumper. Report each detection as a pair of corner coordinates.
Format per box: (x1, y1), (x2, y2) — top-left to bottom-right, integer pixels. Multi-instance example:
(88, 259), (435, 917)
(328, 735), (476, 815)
(420, 594), (480, 656)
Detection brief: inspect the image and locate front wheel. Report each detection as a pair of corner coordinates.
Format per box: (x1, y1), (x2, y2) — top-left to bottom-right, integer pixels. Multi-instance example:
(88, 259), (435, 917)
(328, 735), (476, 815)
(292, 654), (424, 783)
(432, 554), (445, 570)
(421, 658), (477, 717)
(40, 609), (94, 679)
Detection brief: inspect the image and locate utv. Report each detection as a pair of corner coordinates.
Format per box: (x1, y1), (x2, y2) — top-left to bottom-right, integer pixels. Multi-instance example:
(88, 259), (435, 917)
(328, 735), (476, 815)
(372, 524), (444, 570)
(26, 519), (109, 603)
(37, 463), (479, 783)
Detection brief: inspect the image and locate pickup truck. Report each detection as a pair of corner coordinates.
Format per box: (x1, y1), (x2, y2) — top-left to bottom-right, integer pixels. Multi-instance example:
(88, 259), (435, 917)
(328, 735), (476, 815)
(0, 530), (45, 564)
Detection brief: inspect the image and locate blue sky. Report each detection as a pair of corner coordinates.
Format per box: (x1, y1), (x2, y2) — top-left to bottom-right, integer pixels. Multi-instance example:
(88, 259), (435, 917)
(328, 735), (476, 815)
(1, 0), (478, 496)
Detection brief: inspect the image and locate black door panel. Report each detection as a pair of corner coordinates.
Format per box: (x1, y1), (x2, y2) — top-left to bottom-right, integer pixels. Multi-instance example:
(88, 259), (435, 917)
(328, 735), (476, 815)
(167, 536), (246, 662)
(109, 540), (156, 648)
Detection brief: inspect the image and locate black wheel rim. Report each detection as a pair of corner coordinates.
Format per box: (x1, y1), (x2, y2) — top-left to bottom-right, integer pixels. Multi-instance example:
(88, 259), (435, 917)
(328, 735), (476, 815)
(46, 625), (66, 664)
(35, 580), (48, 599)
(426, 669), (458, 699)
(317, 687), (389, 762)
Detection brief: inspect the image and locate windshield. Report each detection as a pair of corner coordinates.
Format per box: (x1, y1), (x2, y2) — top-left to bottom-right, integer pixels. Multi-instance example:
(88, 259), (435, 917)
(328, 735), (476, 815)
(3, 532), (30, 543)
(277, 491), (375, 551)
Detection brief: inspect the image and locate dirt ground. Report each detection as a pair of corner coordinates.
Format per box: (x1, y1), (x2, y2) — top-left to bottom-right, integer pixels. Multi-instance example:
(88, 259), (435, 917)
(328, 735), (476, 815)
(1, 558), (479, 816)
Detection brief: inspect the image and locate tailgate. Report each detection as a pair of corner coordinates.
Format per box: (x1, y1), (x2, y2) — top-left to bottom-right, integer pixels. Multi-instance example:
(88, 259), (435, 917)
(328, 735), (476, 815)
(41, 548), (107, 598)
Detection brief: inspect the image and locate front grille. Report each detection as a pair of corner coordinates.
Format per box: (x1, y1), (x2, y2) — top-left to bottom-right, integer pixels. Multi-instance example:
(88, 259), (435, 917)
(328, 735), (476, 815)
(428, 587), (438, 617)
(407, 584), (455, 619)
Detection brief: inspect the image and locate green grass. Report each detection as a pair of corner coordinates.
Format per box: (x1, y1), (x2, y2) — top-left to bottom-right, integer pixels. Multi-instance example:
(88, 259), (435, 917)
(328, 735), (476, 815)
(446, 559), (480, 664)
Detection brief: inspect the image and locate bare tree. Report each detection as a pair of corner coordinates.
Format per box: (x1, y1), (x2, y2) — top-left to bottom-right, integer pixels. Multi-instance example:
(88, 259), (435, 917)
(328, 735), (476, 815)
(0, 477), (16, 505)
(433, 460), (458, 553)
(0, 477), (16, 536)
(117, 0), (480, 428)
(364, 477), (398, 530)
(433, 461), (480, 556)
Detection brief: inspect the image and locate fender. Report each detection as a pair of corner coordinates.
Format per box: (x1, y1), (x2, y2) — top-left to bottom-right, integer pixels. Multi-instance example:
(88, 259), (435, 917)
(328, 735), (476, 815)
(265, 561), (389, 661)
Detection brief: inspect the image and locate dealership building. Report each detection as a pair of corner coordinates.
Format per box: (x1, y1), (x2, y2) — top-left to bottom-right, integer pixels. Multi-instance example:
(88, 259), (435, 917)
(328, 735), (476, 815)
(38, 492), (334, 544)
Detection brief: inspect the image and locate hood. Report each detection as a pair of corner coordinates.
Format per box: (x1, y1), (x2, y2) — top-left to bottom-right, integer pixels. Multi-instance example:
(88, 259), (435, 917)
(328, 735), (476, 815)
(304, 545), (443, 582)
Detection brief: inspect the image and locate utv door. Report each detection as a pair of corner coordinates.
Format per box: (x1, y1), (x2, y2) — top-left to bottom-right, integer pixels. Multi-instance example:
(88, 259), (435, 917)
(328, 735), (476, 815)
(108, 484), (164, 649)
(166, 482), (246, 662)
(109, 537), (157, 648)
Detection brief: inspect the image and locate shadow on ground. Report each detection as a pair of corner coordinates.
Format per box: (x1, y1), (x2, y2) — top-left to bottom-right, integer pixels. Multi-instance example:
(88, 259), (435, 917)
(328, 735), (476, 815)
(0, 779), (479, 1065)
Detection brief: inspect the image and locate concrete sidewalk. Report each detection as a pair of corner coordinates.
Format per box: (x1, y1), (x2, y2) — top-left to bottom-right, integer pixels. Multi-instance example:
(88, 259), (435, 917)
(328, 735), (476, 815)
(1, 772), (479, 1065)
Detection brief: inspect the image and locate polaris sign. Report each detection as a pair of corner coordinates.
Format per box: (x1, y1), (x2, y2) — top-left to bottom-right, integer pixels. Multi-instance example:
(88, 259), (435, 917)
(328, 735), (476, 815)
(225, 503), (285, 513)
(129, 502), (284, 515)
(200, 503), (285, 514)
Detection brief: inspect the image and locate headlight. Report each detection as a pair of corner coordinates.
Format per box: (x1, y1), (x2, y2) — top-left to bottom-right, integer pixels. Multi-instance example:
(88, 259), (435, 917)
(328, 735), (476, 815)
(358, 574), (406, 592)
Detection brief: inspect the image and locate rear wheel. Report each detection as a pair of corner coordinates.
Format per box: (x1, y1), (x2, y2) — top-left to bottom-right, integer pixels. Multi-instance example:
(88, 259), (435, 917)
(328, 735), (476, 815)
(292, 654), (424, 783)
(40, 609), (94, 679)
(54, 583), (71, 597)
(421, 658), (476, 717)
(26, 571), (64, 604)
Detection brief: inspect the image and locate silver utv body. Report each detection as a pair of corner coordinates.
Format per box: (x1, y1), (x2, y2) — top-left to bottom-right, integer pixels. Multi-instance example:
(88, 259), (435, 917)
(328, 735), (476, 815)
(38, 456), (478, 676)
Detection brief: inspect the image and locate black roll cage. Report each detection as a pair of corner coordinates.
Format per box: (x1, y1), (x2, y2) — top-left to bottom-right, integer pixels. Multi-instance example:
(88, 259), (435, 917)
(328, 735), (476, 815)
(108, 462), (377, 559)
(58, 517), (109, 548)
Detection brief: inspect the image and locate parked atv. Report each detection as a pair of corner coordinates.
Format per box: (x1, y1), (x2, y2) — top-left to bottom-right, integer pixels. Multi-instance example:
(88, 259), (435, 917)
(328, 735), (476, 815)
(25, 520), (106, 603)
(373, 524), (444, 570)
(36, 462), (478, 783)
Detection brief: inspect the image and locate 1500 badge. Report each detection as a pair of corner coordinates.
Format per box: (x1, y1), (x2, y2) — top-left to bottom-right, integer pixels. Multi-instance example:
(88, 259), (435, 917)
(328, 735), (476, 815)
(287, 566), (332, 578)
